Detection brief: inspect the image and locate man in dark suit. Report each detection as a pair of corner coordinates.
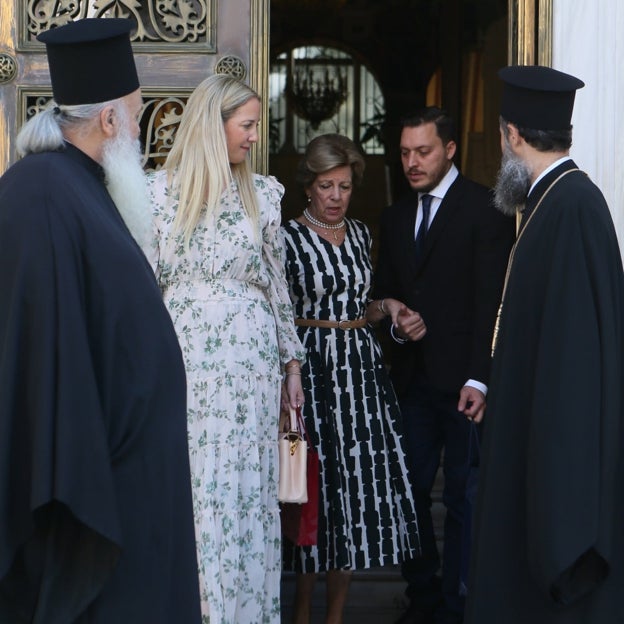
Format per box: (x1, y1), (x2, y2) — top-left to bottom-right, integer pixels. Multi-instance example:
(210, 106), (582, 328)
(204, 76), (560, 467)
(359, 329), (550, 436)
(368, 107), (515, 624)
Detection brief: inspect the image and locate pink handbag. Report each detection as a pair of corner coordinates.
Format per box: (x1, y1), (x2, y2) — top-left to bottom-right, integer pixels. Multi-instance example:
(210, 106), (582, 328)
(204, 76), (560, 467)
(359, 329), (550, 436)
(278, 407), (308, 503)
(279, 407), (319, 546)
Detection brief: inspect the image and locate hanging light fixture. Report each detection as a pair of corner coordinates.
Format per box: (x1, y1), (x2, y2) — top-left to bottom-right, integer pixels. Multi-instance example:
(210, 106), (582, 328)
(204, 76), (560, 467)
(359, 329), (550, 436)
(285, 64), (348, 130)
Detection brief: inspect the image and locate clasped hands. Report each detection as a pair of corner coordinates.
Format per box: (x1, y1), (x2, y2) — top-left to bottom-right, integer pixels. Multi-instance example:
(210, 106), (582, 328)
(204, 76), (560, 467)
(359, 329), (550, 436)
(388, 302), (487, 423)
(383, 298), (427, 342)
(387, 303), (487, 422)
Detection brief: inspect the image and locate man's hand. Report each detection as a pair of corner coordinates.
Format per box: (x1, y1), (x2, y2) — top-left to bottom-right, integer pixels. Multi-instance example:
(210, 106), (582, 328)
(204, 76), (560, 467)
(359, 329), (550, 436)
(458, 385), (486, 422)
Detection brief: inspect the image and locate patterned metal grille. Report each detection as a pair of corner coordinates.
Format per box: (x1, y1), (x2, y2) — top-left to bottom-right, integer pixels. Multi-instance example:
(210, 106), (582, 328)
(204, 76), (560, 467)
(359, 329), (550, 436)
(21, 89), (192, 171)
(22, 1), (216, 52)
(0, 54), (17, 85)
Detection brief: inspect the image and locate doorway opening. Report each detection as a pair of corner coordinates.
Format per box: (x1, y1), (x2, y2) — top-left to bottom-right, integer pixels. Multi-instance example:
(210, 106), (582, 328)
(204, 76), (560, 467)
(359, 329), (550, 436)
(269, 0), (509, 232)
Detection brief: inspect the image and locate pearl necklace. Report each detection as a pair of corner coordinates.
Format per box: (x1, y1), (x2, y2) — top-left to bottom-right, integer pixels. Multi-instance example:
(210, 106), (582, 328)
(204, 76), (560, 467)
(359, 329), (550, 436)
(303, 208), (345, 241)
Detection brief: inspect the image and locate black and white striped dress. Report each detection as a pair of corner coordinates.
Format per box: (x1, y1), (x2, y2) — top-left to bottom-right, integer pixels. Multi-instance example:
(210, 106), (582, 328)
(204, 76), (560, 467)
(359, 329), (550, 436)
(281, 217), (420, 573)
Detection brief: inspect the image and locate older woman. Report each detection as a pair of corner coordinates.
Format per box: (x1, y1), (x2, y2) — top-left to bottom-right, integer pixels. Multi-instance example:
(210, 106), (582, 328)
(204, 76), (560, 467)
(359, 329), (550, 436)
(281, 133), (419, 623)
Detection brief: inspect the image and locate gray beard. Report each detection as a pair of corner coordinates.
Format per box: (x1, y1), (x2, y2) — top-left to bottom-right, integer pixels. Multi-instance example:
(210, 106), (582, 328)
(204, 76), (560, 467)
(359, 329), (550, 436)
(493, 145), (532, 217)
(101, 127), (152, 249)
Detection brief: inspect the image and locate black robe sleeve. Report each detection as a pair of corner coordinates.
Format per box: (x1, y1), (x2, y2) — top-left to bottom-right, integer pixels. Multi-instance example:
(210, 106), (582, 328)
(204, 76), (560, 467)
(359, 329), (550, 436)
(0, 180), (122, 621)
(524, 187), (623, 604)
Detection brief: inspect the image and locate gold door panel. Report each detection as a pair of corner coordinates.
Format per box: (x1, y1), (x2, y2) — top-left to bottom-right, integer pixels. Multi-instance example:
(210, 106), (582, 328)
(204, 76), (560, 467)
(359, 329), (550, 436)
(0, 1), (270, 173)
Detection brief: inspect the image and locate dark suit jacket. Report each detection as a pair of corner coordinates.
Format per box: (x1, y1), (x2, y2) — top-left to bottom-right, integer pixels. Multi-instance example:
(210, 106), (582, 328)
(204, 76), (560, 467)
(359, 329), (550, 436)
(372, 172), (515, 396)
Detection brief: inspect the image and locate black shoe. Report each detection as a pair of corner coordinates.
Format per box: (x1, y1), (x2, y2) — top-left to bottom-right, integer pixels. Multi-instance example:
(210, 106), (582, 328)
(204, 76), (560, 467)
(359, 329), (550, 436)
(394, 602), (435, 624)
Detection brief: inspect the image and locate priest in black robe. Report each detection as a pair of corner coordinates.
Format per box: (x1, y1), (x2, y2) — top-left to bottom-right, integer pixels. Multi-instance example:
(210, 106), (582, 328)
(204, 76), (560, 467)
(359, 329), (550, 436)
(0, 19), (201, 623)
(465, 65), (624, 624)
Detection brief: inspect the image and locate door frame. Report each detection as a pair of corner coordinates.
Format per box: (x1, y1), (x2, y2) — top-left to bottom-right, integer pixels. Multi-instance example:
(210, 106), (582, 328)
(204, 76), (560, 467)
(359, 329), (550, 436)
(258, 0), (552, 174)
(250, 0), (270, 174)
(509, 0), (552, 67)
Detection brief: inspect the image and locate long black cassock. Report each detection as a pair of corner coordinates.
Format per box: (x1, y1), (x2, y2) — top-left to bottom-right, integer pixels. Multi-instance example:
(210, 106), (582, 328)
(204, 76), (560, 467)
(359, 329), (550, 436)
(0, 144), (201, 623)
(466, 159), (624, 623)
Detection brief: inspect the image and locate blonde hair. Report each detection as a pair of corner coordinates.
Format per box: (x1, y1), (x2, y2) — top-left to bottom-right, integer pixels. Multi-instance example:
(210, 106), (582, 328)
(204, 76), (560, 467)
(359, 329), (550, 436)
(165, 74), (260, 242)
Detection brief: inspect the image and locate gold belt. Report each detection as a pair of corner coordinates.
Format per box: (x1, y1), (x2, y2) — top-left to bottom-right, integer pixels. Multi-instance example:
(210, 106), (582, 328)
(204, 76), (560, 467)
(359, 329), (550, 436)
(294, 318), (368, 329)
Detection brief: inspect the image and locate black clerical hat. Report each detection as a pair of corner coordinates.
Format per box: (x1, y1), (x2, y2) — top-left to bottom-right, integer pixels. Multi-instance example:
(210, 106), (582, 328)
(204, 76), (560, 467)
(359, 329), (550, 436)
(37, 18), (139, 106)
(498, 65), (585, 131)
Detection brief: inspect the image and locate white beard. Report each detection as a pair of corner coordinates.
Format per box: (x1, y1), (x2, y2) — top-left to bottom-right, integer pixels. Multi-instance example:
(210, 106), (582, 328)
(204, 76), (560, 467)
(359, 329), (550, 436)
(101, 122), (152, 249)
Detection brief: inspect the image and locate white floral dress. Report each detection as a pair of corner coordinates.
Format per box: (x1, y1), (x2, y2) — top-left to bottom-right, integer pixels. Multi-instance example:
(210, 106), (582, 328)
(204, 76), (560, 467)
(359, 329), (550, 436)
(144, 171), (304, 624)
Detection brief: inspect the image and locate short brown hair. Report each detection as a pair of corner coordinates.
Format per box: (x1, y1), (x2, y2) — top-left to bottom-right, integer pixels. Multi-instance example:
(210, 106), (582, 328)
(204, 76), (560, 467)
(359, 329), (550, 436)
(296, 133), (365, 190)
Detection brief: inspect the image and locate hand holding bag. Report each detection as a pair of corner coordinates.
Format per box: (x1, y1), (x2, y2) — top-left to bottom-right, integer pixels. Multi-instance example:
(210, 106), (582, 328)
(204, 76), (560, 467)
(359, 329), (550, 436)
(278, 407), (308, 503)
(279, 407), (319, 546)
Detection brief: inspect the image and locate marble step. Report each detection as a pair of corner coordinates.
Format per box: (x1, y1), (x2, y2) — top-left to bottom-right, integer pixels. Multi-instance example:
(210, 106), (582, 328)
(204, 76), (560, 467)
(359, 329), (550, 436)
(280, 498), (445, 623)
(280, 465), (446, 623)
(280, 565), (408, 624)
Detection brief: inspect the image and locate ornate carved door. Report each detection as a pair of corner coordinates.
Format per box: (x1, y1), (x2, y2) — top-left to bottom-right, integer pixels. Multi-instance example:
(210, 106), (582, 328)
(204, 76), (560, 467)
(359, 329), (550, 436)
(0, 1), (270, 174)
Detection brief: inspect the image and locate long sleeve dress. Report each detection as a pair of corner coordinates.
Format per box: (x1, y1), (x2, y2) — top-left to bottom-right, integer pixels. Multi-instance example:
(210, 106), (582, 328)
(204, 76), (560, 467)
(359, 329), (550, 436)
(281, 217), (420, 573)
(144, 171), (304, 624)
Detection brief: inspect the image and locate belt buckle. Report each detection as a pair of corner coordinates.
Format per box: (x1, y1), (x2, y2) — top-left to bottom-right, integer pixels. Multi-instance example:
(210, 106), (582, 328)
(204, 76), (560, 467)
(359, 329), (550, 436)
(337, 319), (348, 329)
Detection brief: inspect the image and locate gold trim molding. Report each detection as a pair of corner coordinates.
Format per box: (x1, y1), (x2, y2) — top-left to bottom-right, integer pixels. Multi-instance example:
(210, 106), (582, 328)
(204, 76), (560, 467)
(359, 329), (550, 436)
(250, 0), (270, 175)
(509, 0), (553, 66)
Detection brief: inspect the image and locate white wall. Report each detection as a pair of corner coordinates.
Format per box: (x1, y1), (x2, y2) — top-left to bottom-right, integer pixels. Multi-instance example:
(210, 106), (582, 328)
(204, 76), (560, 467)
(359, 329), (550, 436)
(553, 0), (624, 250)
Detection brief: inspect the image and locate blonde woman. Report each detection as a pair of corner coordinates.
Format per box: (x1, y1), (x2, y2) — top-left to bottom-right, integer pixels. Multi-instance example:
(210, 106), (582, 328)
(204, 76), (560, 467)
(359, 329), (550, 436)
(143, 74), (305, 623)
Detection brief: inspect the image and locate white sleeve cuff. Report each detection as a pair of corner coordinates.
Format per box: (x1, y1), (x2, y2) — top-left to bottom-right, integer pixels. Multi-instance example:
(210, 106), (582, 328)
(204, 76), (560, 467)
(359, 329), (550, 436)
(465, 379), (488, 396)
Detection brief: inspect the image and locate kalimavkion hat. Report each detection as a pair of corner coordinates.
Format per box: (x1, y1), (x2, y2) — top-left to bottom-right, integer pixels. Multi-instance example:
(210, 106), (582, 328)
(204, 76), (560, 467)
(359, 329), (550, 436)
(498, 65), (585, 131)
(37, 18), (139, 106)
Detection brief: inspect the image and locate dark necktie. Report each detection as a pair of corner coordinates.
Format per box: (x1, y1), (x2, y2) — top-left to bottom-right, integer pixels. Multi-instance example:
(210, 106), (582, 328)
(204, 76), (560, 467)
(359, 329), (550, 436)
(415, 193), (432, 262)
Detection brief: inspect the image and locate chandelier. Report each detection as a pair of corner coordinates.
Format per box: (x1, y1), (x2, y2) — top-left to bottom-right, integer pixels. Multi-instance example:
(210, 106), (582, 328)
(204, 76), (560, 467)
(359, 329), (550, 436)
(285, 66), (348, 130)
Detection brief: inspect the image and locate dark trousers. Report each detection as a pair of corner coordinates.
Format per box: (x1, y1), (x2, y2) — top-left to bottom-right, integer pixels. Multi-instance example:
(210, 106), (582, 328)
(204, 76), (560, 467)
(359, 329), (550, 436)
(400, 381), (473, 624)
